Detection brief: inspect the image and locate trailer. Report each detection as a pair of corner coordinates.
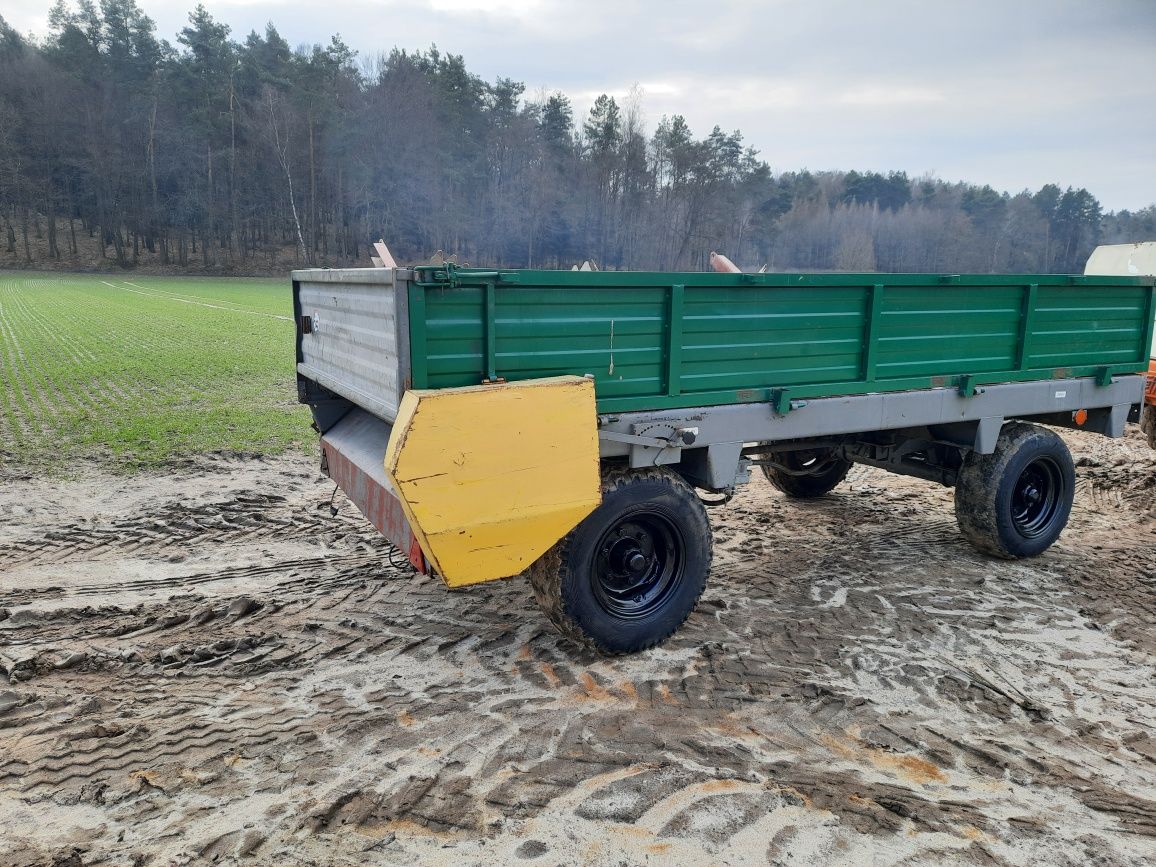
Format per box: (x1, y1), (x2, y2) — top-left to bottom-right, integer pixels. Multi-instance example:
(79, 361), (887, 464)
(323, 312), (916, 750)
(294, 265), (1155, 652)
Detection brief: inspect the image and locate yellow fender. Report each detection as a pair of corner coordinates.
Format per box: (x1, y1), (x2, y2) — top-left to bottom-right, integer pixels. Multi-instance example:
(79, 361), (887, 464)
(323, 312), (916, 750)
(383, 375), (601, 586)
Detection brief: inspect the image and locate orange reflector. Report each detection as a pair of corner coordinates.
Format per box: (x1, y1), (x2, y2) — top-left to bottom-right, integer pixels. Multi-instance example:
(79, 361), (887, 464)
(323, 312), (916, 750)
(1073, 409), (1088, 426)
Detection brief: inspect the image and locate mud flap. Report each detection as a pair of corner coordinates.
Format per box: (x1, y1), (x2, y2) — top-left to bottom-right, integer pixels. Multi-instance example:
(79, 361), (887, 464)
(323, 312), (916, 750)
(384, 376), (602, 587)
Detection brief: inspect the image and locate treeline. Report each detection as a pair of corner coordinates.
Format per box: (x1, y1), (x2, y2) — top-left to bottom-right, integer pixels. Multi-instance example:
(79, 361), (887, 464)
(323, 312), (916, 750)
(1, 1), (1154, 274)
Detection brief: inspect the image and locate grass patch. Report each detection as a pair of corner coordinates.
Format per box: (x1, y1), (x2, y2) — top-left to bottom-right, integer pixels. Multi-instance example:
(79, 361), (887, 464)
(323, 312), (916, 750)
(0, 272), (314, 471)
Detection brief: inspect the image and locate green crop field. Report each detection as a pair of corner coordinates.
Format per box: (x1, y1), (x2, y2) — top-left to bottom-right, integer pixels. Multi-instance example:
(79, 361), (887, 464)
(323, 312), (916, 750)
(0, 272), (314, 470)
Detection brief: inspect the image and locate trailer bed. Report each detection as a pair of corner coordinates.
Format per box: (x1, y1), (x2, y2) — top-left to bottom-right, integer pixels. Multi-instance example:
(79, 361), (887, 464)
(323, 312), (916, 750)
(294, 266), (1155, 421)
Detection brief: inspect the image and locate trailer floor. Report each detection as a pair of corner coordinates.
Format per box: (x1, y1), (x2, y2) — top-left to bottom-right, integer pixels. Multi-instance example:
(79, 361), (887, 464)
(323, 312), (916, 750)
(1, 430), (1154, 866)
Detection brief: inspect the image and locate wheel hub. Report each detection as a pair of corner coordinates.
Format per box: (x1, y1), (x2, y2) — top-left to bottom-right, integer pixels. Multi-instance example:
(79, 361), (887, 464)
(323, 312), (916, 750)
(1011, 457), (1063, 538)
(592, 515), (685, 619)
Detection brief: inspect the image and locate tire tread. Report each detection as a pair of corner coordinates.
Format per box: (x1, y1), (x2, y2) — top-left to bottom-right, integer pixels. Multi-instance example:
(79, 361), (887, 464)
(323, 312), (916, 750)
(527, 467), (709, 654)
(760, 453), (852, 498)
(954, 422), (1074, 559)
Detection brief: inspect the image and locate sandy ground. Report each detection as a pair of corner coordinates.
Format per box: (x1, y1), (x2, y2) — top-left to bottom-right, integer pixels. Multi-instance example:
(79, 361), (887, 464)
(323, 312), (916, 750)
(1, 429), (1154, 866)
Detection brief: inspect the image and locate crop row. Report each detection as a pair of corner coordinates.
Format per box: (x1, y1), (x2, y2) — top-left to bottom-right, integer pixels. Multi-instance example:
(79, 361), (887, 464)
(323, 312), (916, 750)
(0, 273), (311, 469)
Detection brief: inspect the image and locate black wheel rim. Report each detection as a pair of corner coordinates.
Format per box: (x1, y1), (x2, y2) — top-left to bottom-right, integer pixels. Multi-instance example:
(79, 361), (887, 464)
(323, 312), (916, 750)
(1010, 456), (1064, 539)
(592, 511), (685, 619)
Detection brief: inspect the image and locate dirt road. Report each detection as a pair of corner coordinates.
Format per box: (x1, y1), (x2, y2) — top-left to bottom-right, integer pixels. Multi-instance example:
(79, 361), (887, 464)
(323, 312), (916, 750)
(2, 429), (1154, 866)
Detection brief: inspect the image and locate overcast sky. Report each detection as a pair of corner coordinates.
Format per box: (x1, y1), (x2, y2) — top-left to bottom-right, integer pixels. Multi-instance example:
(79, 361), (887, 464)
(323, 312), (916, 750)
(5, 0), (1155, 211)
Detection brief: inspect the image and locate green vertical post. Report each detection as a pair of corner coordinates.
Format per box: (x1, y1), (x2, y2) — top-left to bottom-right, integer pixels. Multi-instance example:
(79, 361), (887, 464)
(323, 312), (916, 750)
(860, 284), (885, 383)
(408, 283), (428, 389)
(483, 281), (497, 382)
(666, 284), (684, 396)
(1016, 283), (1039, 370)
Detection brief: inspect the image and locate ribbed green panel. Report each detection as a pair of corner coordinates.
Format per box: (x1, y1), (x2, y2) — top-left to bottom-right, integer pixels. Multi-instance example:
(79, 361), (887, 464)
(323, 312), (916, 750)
(414, 268), (1155, 413)
(425, 284), (668, 399)
(1028, 286), (1149, 368)
(423, 285), (482, 386)
(875, 285), (1022, 378)
(679, 286), (866, 390)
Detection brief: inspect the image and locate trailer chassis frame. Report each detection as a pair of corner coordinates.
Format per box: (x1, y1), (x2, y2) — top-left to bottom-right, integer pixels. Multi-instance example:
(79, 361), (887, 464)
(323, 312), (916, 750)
(597, 375), (1144, 491)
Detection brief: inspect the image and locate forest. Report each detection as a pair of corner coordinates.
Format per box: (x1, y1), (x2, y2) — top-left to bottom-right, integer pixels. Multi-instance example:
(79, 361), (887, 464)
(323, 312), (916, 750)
(1, 1), (1154, 274)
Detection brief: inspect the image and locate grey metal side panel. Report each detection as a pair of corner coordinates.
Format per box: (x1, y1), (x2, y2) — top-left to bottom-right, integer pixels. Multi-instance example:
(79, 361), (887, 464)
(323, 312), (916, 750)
(319, 408), (424, 568)
(598, 375), (1146, 459)
(294, 268), (403, 422)
(321, 408), (396, 491)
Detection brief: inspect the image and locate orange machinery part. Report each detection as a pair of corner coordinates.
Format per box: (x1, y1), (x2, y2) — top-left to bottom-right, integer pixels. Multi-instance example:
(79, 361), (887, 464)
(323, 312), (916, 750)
(1147, 359), (1156, 405)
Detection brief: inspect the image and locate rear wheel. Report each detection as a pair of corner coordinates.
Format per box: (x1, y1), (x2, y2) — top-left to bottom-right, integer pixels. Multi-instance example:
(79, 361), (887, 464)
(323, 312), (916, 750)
(759, 448), (852, 498)
(954, 422), (1075, 558)
(528, 467), (711, 654)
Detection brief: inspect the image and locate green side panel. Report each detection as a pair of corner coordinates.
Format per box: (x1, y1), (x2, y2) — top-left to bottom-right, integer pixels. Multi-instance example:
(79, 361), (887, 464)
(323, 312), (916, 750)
(1028, 285), (1150, 369)
(679, 285), (866, 391)
(874, 284), (1022, 378)
(424, 284), (670, 399)
(412, 267), (1155, 413)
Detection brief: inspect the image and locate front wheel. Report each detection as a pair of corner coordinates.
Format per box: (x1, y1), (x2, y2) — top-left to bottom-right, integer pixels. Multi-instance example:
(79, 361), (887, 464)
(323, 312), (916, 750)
(954, 422), (1075, 558)
(528, 467), (711, 654)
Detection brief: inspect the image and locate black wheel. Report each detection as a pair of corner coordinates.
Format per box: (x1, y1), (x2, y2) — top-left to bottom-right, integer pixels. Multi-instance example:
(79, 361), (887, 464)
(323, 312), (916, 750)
(527, 467), (711, 654)
(954, 422), (1075, 559)
(759, 448), (852, 498)
(1142, 404), (1156, 451)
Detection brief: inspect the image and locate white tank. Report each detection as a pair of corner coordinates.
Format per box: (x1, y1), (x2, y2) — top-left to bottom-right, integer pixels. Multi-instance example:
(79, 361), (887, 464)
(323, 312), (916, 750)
(1084, 242), (1156, 277)
(1085, 242), (1156, 357)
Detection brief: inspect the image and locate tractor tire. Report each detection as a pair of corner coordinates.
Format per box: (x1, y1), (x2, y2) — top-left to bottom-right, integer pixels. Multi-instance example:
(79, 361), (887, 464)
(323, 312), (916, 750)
(759, 448), (852, 498)
(527, 467), (711, 654)
(1142, 403), (1156, 451)
(954, 422), (1075, 559)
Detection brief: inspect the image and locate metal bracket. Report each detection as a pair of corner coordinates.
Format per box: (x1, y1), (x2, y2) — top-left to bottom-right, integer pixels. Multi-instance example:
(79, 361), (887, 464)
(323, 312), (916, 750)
(957, 375), (986, 398)
(1094, 366), (1113, 387)
(411, 264), (521, 288)
(770, 388), (791, 415)
(974, 417), (1003, 454)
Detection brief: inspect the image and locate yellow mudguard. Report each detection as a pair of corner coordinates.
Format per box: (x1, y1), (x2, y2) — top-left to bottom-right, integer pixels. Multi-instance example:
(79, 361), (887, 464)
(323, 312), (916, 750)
(383, 376), (601, 586)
